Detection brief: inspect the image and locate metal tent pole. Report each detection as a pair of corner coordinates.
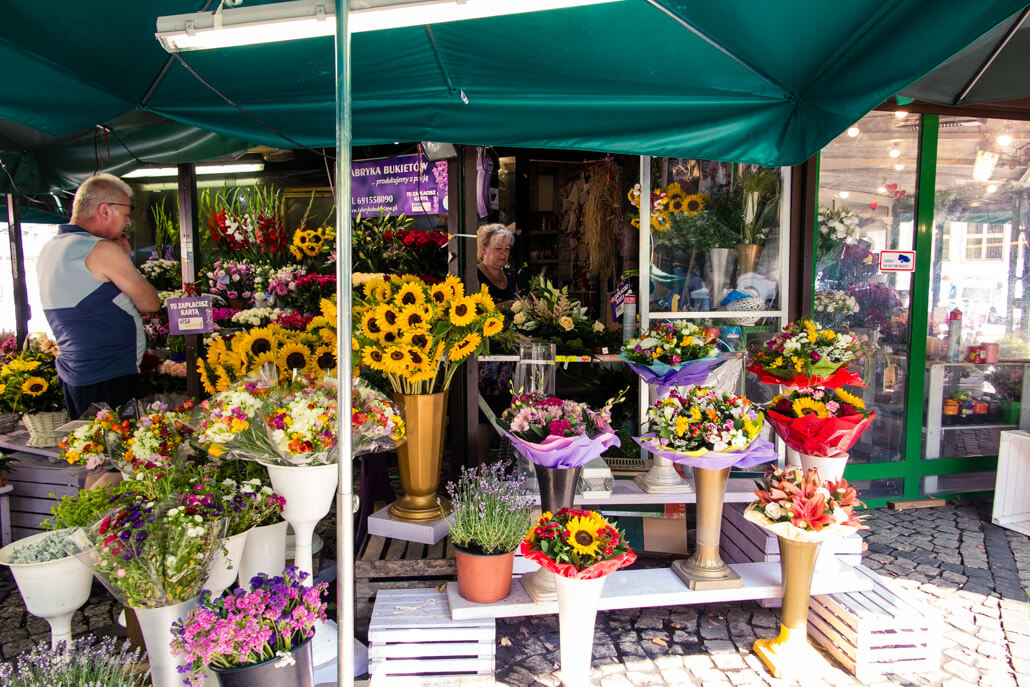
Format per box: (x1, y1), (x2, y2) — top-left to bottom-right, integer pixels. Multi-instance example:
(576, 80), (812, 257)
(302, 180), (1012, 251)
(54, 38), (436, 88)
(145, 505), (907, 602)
(335, 0), (354, 685)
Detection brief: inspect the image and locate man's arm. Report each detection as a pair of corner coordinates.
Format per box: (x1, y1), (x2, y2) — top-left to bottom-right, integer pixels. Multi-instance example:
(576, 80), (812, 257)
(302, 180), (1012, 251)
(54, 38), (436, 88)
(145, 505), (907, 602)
(84, 240), (161, 313)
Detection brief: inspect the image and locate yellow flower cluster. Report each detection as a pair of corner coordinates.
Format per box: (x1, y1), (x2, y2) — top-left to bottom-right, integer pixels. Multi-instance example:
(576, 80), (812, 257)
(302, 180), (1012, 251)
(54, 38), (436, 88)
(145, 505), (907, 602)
(354, 274), (504, 395)
(289, 225), (336, 259)
(199, 299), (338, 395)
(628, 182), (708, 233)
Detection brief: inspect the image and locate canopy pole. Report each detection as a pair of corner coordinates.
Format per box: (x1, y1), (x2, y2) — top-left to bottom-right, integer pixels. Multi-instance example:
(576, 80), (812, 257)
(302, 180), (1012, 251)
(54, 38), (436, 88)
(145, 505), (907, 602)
(6, 194), (29, 349)
(335, 1), (355, 685)
(954, 7), (1030, 105)
(175, 163), (202, 398)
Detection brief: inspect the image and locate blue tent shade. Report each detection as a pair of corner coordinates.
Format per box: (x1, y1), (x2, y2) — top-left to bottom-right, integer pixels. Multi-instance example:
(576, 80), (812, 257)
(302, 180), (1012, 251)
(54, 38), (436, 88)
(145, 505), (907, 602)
(0, 1), (1027, 178)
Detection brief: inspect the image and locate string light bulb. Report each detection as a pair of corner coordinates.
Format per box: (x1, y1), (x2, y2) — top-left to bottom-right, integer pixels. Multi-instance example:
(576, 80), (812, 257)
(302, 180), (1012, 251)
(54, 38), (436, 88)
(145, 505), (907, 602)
(894, 110), (909, 119)
(998, 134), (1012, 146)
(839, 191), (850, 199)
(888, 145), (901, 159)
(987, 184), (998, 194)
(847, 126), (860, 138)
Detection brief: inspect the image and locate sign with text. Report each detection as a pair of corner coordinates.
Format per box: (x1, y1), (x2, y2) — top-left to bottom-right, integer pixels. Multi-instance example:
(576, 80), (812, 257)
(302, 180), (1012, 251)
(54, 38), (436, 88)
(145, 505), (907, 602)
(166, 296), (214, 335)
(351, 154), (449, 216)
(879, 250), (916, 272)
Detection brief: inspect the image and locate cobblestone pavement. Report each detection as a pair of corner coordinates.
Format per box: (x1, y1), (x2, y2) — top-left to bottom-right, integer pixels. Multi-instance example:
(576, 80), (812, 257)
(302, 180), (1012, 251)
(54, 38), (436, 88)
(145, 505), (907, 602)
(1, 501), (1027, 687)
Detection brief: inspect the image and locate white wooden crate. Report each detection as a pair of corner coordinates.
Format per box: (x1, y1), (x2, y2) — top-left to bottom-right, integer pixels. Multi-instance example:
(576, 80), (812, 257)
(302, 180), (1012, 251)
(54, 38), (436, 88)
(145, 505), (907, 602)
(993, 431), (1030, 536)
(368, 588), (495, 686)
(807, 565), (941, 683)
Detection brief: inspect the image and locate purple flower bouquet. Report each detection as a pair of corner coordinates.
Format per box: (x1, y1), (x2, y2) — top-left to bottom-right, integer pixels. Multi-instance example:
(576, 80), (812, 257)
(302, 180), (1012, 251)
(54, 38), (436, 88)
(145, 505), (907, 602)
(497, 391), (622, 468)
(171, 567), (328, 686)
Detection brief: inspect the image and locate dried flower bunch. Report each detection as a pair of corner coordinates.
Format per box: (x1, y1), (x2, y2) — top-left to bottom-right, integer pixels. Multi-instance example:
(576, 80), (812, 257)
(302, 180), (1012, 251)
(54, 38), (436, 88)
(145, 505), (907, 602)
(446, 461), (533, 555)
(171, 567), (328, 686)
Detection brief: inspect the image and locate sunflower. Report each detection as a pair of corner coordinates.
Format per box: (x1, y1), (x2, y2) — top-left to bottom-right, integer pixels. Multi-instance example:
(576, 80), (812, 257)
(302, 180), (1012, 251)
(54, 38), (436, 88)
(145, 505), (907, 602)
(443, 275), (465, 300)
(223, 351), (245, 377)
(320, 297), (338, 321)
(375, 304), (401, 328)
(360, 311), (385, 339)
(407, 361), (438, 384)
(566, 515), (602, 557)
(427, 283), (450, 307)
(792, 397), (828, 418)
(448, 296), (478, 327)
(306, 316), (332, 331)
(402, 328), (434, 351)
(314, 345), (337, 371)
(307, 231), (324, 247)
(683, 193), (707, 216)
(471, 289), (496, 316)
(399, 305), (429, 330)
(449, 332), (481, 362)
(380, 328), (400, 345)
(206, 338), (228, 366)
(198, 364), (216, 395)
(302, 242), (320, 257)
(21, 376), (48, 396)
(650, 212), (670, 232)
(630, 217), (641, 229)
(666, 196), (686, 213)
(214, 366), (232, 392)
(365, 278), (392, 303)
(277, 342), (314, 374)
(249, 350), (278, 375)
(393, 282), (426, 309)
(382, 347), (410, 376)
(834, 388), (865, 410)
(239, 327), (278, 358)
(483, 315), (504, 337)
(402, 346), (428, 369)
(361, 346), (386, 371)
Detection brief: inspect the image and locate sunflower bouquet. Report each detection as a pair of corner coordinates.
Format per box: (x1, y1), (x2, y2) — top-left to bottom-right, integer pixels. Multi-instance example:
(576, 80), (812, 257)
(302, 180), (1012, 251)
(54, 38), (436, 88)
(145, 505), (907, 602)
(497, 390), (622, 468)
(354, 274), (503, 394)
(747, 318), (862, 388)
(619, 320), (728, 393)
(744, 465), (865, 542)
(0, 337), (63, 415)
(520, 507), (636, 579)
(635, 385), (776, 469)
(765, 386), (874, 458)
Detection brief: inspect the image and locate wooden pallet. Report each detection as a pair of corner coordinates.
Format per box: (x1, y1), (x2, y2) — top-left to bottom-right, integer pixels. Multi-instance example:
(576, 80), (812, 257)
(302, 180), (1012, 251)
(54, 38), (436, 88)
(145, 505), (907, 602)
(807, 566), (940, 682)
(5, 452), (87, 540)
(356, 533), (457, 635)
(368, 588), (494, 686)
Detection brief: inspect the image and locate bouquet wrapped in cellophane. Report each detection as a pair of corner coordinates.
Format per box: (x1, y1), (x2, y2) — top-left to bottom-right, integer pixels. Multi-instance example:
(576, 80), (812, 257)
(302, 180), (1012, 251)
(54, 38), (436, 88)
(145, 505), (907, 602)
(619, 321), (729, 394)
(64, 490), (226, 609)
(743, 465), (866, 543)
(764, 386), (875, 458)
(497, 390), (622, 468)
(747, 318), (863, 388)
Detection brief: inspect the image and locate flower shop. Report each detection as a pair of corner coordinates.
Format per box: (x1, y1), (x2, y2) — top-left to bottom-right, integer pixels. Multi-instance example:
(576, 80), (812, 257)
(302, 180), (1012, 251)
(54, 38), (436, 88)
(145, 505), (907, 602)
(0, 2), (1029, 686)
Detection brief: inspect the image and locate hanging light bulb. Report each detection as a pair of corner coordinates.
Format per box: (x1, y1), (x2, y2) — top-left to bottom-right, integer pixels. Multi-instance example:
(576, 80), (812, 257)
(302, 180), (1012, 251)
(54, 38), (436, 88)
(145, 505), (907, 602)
(894, 110), (909, 119)
(987, 184), (998, 194)
(839, 191), (850, 199)
(888, 146), (901, 159)
(847, 126), (860, 138)
(878, 185), (887, 194)
(998, 134), (1012, 146)
(894, 163), (905, 171)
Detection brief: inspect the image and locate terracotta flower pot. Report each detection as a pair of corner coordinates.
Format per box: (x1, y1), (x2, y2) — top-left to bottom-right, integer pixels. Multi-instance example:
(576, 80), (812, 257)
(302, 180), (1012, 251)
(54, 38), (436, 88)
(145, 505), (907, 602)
(454, 546), (515, 603)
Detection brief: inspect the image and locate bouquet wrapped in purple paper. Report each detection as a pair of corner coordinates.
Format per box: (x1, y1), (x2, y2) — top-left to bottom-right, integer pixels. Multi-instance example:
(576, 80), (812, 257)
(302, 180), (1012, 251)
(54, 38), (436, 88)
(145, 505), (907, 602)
(498, 390), (623, 468)
(619, 320), (729, 394)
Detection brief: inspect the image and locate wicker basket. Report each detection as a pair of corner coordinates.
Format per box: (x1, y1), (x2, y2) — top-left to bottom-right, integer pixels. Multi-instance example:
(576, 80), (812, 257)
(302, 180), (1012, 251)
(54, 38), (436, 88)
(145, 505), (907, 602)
(0, 413), (19, 435)
(23, 409), (70, 448)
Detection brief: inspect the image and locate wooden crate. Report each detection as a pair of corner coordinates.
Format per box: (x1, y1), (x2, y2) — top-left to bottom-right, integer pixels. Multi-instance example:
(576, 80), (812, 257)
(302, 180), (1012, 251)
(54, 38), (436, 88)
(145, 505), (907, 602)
(5, 452), (87, 540)
(356, 533), (456, 635)
(807, 565), (941, 682)
(368, 588), (494, 686)
(993, 431), (1030, 536)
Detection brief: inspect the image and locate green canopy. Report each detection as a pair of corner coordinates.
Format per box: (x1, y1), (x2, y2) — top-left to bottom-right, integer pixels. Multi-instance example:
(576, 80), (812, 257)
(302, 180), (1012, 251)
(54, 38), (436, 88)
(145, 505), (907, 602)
(0, 0), (1026, 189)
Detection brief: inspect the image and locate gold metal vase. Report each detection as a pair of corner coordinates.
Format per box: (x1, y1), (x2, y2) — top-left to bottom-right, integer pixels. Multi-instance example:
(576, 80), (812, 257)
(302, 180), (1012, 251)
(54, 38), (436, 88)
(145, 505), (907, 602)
(752, 536), (822, 678)
(672, 466), (741, 589)
(736, 242), (764, 275)
(389, 392), (451, 522)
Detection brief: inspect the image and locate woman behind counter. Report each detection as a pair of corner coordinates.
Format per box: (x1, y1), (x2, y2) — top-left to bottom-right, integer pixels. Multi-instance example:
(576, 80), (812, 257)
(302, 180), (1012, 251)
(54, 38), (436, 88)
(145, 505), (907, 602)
(476, 223), (517, 463)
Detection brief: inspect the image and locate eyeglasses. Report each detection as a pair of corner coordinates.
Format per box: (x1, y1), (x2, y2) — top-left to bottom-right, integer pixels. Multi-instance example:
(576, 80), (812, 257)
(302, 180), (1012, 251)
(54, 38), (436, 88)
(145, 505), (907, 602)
(105, 201), (135, 213)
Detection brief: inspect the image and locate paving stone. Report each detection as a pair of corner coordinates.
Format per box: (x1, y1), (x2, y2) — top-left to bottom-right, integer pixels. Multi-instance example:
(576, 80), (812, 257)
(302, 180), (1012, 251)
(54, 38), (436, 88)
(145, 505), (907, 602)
(625, 670), (665, 686)
(600, 675), (635, 687)
(944, 658), (987, 683)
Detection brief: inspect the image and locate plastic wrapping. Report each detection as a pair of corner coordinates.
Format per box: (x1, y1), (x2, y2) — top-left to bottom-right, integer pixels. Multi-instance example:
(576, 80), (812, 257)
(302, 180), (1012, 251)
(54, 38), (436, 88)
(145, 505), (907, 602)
(618, 354), (730, 396)
(765, 409), (875, 457)
(502, 429), (620, 468)
(351, 378), (406, 457)
(64, 494), (226, 609)
(633, 433), (777, 470)
(742, 506), (862, 543)
(520, 543), (637, 580)
(746, 361), (865, 389)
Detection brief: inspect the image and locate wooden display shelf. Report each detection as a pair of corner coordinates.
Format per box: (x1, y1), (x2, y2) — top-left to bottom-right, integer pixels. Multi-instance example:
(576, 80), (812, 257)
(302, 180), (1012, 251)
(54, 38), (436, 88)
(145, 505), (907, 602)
(445, 560), (875, 621)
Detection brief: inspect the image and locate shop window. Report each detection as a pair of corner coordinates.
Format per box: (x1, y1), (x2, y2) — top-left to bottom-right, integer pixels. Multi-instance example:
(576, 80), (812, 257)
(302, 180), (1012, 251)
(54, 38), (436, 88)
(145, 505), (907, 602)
(964, 223), (1006, 261)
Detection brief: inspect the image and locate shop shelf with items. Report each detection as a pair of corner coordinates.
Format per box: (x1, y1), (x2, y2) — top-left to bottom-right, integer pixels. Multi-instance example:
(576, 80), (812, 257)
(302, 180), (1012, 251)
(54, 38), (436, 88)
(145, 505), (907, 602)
(922, 361), (1030, 493)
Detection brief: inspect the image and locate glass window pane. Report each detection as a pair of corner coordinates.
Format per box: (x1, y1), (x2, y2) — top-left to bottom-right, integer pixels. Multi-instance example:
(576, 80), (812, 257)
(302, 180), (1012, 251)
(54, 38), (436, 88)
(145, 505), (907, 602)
(815, 111), (918, 466)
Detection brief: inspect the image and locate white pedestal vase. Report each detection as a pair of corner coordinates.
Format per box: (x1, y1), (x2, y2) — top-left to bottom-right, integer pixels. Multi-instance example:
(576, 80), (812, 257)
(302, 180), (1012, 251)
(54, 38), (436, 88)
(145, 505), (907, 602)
(260, 461), (367, 675)
(554, 574), (606, 687)
(134, 597), (200, 687)
(0, 530), (93, 648)
(786, 447), (849, 482)
(634, 453), (693, 493)
(204, 530), (250, 598)
(238, 520), (288, 590)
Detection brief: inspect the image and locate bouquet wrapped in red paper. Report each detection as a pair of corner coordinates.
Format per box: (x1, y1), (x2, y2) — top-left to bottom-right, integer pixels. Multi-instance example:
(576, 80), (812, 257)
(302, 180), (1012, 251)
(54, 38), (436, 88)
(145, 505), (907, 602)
(520, 507), (636, 580)
(765, 386), (874, 458)
(748, 318), (863, 389)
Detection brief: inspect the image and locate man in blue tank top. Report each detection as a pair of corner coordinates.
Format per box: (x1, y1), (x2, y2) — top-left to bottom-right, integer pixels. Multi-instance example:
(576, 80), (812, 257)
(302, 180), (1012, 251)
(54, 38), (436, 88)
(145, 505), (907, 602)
(37, 174), (160, 420)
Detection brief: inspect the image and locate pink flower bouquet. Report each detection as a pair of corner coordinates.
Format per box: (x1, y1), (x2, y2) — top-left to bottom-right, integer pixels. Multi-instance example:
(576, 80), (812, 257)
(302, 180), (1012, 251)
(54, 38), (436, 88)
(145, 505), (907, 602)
(497, 391), (622, 468)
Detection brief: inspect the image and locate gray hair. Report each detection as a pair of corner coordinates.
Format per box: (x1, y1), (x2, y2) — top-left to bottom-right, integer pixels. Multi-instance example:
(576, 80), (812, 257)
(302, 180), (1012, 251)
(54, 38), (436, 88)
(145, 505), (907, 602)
(72, 174), (133, 219)
(477, 223), (514, 261)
